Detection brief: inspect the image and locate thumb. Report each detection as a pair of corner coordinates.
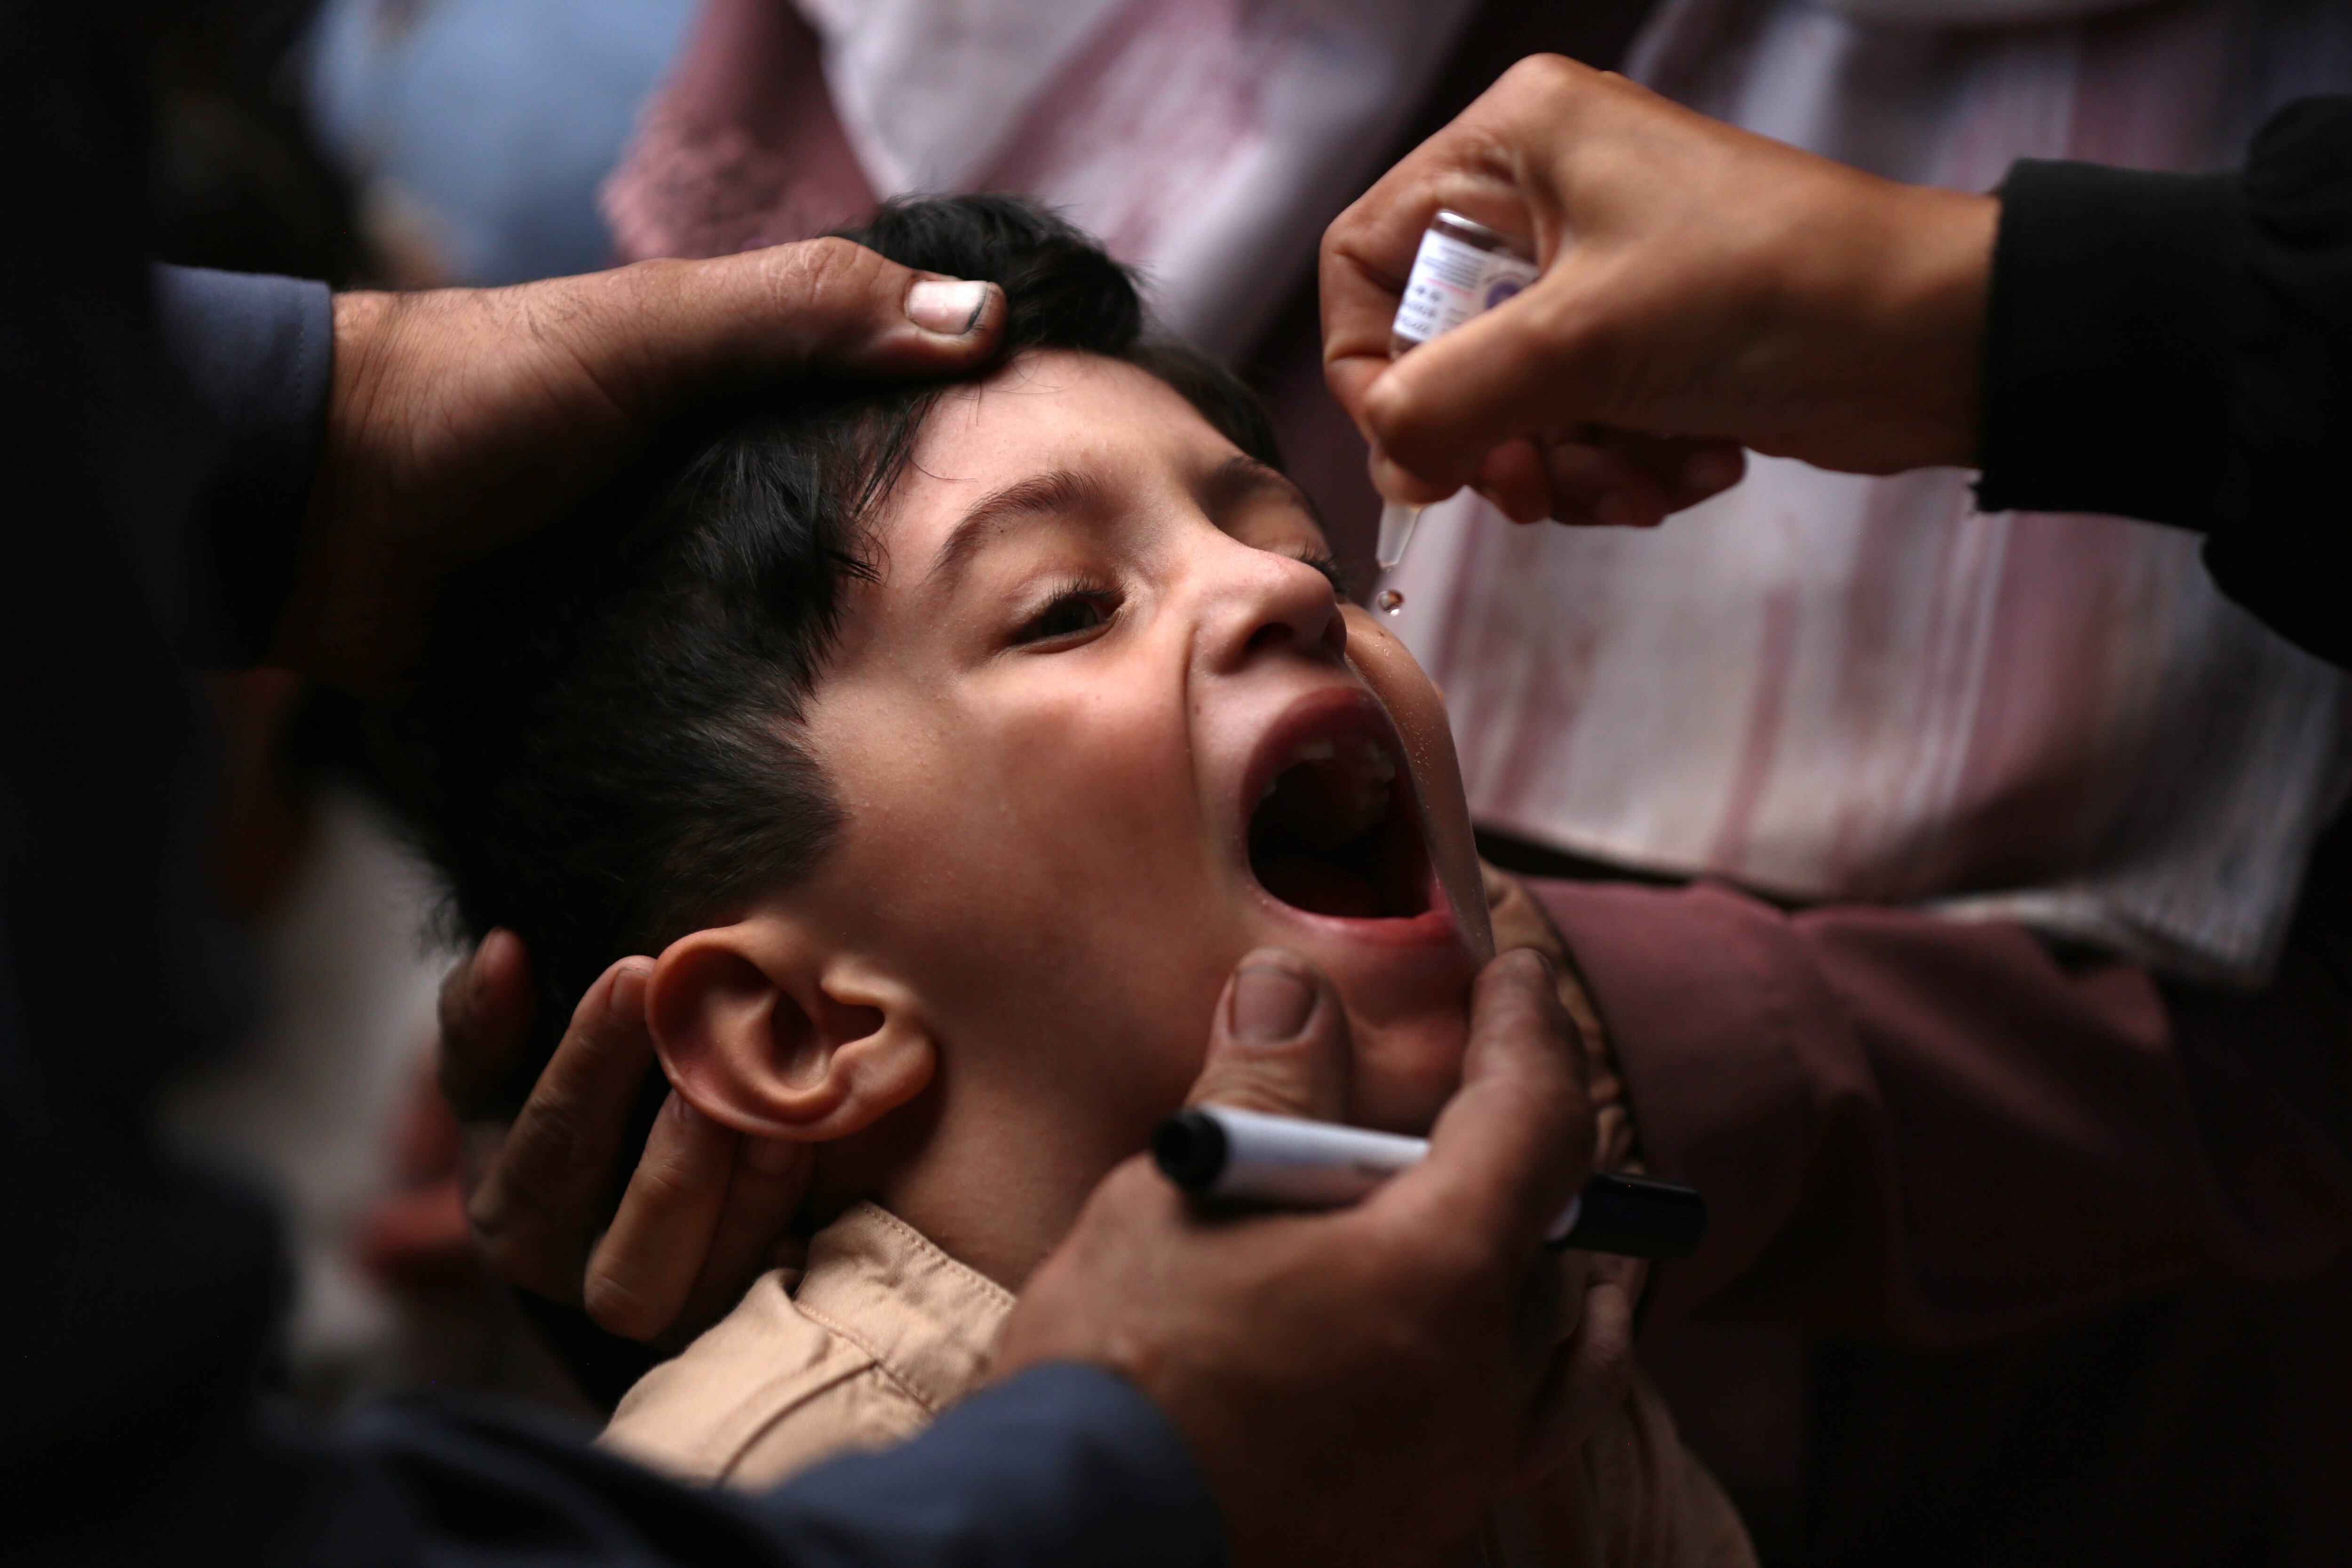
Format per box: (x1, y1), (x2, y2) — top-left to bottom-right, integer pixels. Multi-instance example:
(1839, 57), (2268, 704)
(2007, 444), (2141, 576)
(1360, 268), (1617, 500)
(554, 236), (1007, 415)
(1186, 949), (1351, 1121)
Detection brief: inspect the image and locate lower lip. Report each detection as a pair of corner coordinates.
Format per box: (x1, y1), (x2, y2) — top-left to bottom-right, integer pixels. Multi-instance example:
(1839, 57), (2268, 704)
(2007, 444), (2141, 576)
(1250, 864), (1464, 950)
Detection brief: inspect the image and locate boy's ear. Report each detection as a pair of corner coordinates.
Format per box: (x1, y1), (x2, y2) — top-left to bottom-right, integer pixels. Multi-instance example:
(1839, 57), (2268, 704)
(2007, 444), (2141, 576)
(645, 917), (937, 1143)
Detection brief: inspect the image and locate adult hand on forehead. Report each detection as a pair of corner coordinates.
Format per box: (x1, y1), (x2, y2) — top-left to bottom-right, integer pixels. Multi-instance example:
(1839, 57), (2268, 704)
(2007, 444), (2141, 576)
(285, 240), (1003, 695)
(995, 947), (1631, 1567)
(1321, 55), (1996, 529)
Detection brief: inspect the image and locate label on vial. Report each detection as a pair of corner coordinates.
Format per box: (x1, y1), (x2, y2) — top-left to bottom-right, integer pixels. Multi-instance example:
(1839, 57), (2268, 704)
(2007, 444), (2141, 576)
(1391, 229), (1540, 347)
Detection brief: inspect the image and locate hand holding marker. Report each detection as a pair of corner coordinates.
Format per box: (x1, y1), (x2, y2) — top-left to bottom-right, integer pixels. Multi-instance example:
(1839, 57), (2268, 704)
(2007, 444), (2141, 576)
(1374, 210), (1541, 577)
(1156, 1104), (1707, 1259)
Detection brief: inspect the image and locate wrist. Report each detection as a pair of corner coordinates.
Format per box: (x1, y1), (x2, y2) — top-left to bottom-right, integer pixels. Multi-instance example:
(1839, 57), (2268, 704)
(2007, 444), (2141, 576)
(1850, 183), (1997, 473)
(1903, 186), (1999, 468)
(275, 288), (431, 690)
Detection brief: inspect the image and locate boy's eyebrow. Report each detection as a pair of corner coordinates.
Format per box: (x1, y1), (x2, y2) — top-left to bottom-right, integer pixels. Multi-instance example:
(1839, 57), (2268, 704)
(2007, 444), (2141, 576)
(1203, 454), (1325, 531)
(926, 467), (1111, 589)
(924, 455), (1321, 591)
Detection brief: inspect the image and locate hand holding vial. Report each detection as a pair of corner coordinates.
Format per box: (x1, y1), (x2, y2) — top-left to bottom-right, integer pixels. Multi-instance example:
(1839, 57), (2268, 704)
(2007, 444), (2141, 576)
(1330, 160), (1746, 545)
(1325, 56), (1998, 535)
(1375, 211), (1541, 575)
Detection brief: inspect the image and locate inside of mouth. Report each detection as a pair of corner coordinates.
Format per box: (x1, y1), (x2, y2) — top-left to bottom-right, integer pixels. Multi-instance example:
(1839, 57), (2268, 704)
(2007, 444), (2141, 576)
(1248, 737), (1431, 921)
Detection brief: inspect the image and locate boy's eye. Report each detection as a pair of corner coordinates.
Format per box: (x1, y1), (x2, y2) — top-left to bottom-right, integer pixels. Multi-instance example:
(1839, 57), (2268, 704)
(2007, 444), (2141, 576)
(1014, 585), (1120, 646)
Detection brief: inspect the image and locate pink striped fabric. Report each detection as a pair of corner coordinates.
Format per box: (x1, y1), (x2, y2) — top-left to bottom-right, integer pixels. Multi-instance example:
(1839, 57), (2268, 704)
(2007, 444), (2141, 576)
(1389, 0), (2352, 983)
(604, 0), (1479, 357)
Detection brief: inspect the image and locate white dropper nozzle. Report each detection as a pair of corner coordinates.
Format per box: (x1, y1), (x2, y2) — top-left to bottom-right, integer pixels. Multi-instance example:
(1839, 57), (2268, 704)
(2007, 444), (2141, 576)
(1375, 501), (1421, 572)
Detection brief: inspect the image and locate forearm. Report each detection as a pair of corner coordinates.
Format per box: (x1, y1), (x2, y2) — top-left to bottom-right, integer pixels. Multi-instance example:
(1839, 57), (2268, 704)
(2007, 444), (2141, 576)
(153, 265), (333, 664)
(1976, 96), (2352, 665)
(1532, 877), (2352, 1344)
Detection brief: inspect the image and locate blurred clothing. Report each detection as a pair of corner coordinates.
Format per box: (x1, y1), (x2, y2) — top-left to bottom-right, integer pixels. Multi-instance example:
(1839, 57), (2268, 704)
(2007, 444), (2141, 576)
(608, 1202), (1758, 1568)
(1389, 0), (2352, 987)
(1528, 851), (2352, 1563)
(1530, 871), (2352, 1341)
(306, 0), (698, 283)
(605, 0), (1485, 357)
(601, 0), (875, 264)
(154, 264), (331, 661)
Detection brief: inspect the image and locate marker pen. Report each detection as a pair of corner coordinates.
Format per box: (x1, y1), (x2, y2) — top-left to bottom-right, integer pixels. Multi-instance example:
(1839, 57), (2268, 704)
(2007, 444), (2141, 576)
(1153, 1104), (1706, 1260)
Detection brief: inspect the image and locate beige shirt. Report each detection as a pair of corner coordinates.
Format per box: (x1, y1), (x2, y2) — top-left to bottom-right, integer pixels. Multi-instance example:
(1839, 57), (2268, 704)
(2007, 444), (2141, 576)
(603, 1200), (1754, 1568)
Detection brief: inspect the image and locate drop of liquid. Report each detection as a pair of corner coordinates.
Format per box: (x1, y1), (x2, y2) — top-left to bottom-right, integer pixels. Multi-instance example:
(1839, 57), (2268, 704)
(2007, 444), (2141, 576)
(1375, 589), (1406, 615)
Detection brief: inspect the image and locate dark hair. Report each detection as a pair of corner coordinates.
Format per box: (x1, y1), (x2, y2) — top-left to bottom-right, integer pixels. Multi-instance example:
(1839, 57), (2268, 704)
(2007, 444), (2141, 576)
(399, 195), (1281, 1111)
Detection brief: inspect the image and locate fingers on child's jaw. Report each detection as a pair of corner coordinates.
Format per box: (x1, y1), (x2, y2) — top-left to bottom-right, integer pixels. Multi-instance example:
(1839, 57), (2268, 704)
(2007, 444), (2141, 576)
(466, 958), (656, 1301)
(1187, 950), (1350, 1121)
(1516, 1276), (1637, 1481)
(435, 928), (534, 1123)
(1410, 952), (1590, 1249)
(1477, 952), (1592, 1151)
(675, 1138), (813, 1341)
(585, 1091), (739, 1342)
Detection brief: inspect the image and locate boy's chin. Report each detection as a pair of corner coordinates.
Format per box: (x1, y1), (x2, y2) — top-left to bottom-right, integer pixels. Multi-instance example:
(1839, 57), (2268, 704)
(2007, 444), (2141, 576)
(1258, 923), (1479, 1133)
(1338, 1004), (1475, 1136)
(1260, 902), (1483, 1011)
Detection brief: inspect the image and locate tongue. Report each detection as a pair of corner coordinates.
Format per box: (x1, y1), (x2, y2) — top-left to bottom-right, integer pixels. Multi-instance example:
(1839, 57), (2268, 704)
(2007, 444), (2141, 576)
(1254, 852), (1383, 920)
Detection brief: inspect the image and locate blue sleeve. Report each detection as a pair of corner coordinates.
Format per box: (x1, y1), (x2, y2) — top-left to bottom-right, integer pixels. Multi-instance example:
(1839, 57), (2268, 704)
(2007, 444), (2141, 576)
(153, 264), (333, 663)
(334, 1366), (1222, 1568)
(757, 1365), (1224, 1568)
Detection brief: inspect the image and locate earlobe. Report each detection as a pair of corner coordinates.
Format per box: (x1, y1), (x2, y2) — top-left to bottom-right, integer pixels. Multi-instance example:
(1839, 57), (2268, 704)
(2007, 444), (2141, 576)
(646, 921), (937, 1144)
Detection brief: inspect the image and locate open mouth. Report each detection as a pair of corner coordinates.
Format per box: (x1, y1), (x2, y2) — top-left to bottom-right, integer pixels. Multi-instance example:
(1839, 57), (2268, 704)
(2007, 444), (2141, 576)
(1246, 712), (1433, 923)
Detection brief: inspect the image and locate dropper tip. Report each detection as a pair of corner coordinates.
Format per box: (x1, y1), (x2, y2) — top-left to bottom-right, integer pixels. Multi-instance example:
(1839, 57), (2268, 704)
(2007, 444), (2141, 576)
(1375, 501), (1420, 572)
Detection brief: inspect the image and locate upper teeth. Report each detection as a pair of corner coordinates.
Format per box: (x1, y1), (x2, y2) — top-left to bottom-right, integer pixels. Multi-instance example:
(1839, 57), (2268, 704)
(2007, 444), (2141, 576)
(1259, 735), (1397, 839)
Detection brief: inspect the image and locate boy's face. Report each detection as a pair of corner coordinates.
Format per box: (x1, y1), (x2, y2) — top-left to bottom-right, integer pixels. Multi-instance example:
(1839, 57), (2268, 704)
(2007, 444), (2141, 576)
(792, 350), (1489, 1189)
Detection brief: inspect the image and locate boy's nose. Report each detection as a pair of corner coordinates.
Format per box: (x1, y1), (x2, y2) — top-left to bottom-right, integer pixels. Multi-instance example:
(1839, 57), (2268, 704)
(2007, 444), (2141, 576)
(1215, 550), (1347, 671)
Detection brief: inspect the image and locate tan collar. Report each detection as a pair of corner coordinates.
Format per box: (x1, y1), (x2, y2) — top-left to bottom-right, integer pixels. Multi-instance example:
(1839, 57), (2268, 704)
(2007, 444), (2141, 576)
(791, 1201), (1016, 1416)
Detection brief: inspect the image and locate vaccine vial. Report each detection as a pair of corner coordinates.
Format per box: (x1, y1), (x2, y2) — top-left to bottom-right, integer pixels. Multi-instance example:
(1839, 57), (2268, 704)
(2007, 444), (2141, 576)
(1374, 211), (1541, 574)
(1389, 210), (1539, 358)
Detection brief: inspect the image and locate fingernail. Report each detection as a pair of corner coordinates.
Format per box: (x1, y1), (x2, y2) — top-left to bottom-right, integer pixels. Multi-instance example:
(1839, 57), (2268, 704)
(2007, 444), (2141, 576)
(609, 962), (651, 1025)
(1230, 962), (1315, 1043)
(1682, 447), (1742, 493)
(1593, 491), (1638, 528)
(906, 279), (993, 335)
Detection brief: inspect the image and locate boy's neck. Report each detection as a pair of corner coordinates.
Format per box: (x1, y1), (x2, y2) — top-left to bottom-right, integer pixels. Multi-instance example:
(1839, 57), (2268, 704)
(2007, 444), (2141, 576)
(821, 1081), (1147, 1292)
